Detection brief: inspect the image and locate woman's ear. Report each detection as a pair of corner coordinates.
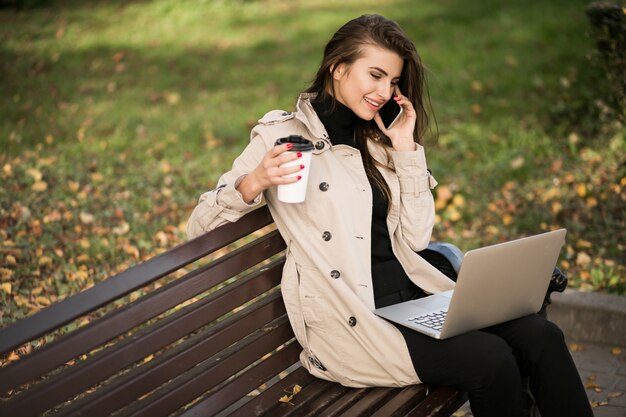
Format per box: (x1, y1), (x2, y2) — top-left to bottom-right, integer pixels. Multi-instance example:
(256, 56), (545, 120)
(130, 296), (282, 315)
(332, 63), (346, 80)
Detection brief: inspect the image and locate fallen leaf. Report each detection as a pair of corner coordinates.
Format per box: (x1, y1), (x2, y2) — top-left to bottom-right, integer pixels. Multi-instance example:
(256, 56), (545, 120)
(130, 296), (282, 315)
(80, 212), (95, 224)
(3, 164), (12, 177)
(510, 156), (525, 169)
(611, 347), (622, 356)
(569, 343), (585, 352)
(1, 282), (11, 294)
(113, 222), (130, 235)
(576, 252), (592, 266)
(32, 181), (48, 192)
(585, 375), (601, 390)
(608, 391), (623, 398)
(26, 168), (43, 181)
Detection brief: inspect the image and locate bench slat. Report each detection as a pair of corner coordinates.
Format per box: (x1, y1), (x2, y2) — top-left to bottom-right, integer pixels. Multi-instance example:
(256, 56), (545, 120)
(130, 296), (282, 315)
(50, 292), (288, 417)
(1, 264), (286, 417)
(405, 387), (467, 417)
(0, 230), (285, 397)
(0, 206), (275, 355)
(178, 341), (302, 416)
(221, 366), (317, 417)
(369, 385), (429, 417)
(116, 316), (294, 417)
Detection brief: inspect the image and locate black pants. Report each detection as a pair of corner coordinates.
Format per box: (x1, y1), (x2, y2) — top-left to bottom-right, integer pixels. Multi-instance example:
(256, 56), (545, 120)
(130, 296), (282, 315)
(392, 314), (593, 417)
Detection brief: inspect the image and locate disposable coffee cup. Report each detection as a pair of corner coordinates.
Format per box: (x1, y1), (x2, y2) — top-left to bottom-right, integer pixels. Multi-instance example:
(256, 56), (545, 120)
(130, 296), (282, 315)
(274, 135), (314, 203)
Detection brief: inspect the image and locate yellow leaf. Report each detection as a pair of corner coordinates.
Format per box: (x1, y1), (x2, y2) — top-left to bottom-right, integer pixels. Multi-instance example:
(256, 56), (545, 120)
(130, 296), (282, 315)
(1, 282), (11, 294)
(5, 254), (16, 265)
(510, 156), (525, 169)
(551, 201), (562, 215)
(159, 160), (171, 173)
(32, 181), (48, 192)
(68, 181), (80, 192)
(113, 222), (130, 235)
(292, 384), (302, 394)
(278, 395), (292, 404)
(143, 354), (154, 363)
(27, 168), (43, 181)
(80, 211), (95, 224)
(0, 267), (14, 279)
(576, 183), (587, 198)
(576, 252), (592, 266)
(38, 256), (53, 266)
(36, 296), (51, 306)
(3, 163), (12, 177)
(31, 286), (43, 295)
(8, 351), (20, 362)
(569, 343), (585, 352)
(91, 172), (103, 182)
(502, 213), (513, 226)
(452, 194), (465, 208)
(611, 347), (622, 356)
(471, 103), (482, 114)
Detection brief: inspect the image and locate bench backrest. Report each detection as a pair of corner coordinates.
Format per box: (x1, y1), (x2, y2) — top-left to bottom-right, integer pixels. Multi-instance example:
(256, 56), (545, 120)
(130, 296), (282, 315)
(0, 206), (297, 417)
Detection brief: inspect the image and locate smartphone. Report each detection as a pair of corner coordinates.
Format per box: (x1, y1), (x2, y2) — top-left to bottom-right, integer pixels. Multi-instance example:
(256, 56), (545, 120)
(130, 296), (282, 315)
(379, 97), (403, 129)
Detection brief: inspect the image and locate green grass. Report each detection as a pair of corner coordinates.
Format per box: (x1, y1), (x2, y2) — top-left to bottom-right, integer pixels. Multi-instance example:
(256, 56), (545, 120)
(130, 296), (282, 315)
(1, 0), (624, 326)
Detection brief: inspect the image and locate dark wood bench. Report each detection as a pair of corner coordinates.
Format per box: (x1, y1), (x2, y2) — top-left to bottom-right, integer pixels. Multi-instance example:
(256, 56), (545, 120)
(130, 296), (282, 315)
(0, 205), (470, 417)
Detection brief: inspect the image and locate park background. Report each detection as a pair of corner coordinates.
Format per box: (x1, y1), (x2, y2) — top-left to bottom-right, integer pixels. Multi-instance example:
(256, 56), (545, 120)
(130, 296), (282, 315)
(1, 0), (624, 328)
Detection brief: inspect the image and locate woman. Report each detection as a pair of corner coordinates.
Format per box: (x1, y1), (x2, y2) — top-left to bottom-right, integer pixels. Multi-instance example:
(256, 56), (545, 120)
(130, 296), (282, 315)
(187, 14), (592, 417)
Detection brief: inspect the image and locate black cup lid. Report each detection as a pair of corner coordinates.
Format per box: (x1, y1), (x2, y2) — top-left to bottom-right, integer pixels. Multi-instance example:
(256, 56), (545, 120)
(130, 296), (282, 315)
(274, 135), (314, 151)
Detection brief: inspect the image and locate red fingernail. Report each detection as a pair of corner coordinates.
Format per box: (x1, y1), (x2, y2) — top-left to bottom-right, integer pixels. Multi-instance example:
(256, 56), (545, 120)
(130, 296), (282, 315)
(286, 143), (293, 149)
(297, 152), (302, 158)
(300, 164), (305, 169)
(297, 175), (302, 180)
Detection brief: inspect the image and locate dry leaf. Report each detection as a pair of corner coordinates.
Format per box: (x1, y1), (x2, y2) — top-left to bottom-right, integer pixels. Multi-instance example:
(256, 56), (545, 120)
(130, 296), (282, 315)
(80, 212), (95, 224)
(1, 282), (11, 294)
(26, 168), (43, 181)
(608, 391), (623, 398)
(611, 347), (622, 356)
(32, 181), (48, 192)
(569, 343), (585, 352)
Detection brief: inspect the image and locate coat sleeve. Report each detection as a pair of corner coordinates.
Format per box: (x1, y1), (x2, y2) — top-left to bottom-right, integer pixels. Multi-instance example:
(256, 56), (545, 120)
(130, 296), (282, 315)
(390, 144), (438, 251)
(186, 128), (270, 239)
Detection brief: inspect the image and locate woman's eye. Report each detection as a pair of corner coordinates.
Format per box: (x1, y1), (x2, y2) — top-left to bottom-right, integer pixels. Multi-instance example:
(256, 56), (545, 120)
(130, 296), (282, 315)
(370, 73), (381, 80)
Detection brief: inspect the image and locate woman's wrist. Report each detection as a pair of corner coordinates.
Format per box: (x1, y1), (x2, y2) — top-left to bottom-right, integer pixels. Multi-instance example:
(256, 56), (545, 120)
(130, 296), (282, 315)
(237, 173), (264, 204)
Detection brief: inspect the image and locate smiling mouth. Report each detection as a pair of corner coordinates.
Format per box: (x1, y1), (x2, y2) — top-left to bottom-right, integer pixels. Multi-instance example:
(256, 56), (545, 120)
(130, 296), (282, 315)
(364, 97), (382, 108)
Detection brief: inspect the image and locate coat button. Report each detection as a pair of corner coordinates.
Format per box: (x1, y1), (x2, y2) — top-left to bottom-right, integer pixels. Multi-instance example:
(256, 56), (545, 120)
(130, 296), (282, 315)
(348, 316), (357, 327)
(330, 270), (341, 279)
(315, 141), (325, 150)
(322, 231), (332, 241)
(319, 182), (329, 191)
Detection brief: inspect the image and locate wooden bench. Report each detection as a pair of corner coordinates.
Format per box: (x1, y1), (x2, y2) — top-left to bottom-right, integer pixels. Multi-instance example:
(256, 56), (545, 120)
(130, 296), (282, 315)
(0, 205), (470, 417)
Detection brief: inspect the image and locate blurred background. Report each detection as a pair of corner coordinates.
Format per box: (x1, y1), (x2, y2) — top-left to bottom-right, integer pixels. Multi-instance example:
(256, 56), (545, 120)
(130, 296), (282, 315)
(1, 0), (624, 326)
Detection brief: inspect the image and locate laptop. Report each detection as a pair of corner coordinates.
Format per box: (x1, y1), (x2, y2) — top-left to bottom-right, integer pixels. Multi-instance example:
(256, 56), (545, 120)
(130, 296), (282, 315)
(374, 229), (567, 339)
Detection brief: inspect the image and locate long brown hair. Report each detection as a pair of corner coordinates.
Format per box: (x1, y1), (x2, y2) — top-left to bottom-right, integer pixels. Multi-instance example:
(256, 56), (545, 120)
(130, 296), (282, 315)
(305, 14), (432, 206)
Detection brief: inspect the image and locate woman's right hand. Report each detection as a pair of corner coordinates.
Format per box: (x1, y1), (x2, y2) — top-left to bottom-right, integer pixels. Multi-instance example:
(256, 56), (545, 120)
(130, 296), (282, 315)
(237, 143), (303, 203)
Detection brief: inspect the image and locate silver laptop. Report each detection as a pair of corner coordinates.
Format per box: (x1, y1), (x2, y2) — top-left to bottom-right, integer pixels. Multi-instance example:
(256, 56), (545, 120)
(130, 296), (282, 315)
(374, 229), (567, 339)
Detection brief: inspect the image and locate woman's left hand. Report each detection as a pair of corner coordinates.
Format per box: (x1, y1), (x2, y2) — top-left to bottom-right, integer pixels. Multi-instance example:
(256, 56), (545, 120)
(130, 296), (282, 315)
(373, 89), (417, 152)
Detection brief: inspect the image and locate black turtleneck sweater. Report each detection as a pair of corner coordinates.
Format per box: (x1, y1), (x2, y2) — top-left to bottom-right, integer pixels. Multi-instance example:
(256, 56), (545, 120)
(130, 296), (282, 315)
(312, 96), (424, 308)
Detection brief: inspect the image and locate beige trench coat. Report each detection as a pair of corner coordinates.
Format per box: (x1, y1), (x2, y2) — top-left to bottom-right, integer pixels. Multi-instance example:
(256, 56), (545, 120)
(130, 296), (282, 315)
(187, 93), (455, 388)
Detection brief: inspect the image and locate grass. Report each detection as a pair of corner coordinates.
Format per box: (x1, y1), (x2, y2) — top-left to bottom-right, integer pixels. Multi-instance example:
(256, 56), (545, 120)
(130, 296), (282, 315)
(1, 0), (624, 327)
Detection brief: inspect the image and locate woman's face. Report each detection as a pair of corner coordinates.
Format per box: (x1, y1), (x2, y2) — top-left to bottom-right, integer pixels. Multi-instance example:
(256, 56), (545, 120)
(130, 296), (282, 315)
(332, 45), (404, 121)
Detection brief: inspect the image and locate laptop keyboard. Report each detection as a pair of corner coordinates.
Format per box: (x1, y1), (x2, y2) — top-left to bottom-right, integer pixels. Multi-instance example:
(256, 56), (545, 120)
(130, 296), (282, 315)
(408, 309), (447, 331)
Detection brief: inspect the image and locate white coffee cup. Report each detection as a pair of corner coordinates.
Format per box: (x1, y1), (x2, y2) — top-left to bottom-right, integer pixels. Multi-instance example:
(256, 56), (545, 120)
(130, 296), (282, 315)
(275, 135), (314, 203)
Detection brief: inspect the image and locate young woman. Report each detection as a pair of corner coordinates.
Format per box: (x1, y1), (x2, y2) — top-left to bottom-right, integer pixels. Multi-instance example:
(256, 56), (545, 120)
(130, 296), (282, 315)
(187, 14), (592, 417)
